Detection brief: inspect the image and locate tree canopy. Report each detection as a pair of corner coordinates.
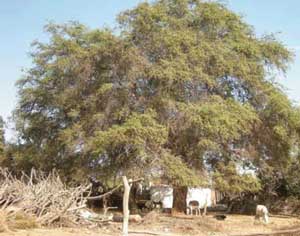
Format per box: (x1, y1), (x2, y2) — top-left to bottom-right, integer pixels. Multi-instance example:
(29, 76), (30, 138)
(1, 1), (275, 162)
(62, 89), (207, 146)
(0, 117), (4, 158)
(8, 0), (300, 196)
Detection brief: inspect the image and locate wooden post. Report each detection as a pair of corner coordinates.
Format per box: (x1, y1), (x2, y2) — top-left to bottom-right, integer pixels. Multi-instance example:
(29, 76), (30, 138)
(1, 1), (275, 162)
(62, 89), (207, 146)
(103, 196), (108, 215)
(203, 201), (207, 216)
(122, 176), (131, 236)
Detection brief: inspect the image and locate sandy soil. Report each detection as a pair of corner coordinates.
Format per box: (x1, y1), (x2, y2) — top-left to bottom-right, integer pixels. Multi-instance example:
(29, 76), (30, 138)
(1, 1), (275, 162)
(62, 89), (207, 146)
(133, 213), (300, 236)
(0, 213), (300, 236)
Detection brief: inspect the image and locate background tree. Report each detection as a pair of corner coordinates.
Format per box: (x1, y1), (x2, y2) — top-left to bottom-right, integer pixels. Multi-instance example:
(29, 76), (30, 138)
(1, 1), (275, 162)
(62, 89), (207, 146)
(0, 117), (5, 158)
(10, 0), (300, 199)
(213, 161), (261, 211)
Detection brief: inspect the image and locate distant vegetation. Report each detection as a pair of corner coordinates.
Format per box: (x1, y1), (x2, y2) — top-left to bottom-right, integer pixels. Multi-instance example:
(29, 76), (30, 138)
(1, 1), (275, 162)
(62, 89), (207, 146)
(1, 0), (300, 203)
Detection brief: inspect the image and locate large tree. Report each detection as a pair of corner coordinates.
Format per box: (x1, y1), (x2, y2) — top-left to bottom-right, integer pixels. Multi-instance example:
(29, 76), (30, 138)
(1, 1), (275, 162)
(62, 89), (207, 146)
(11, 0), (300, 194)
(0, 117), (4, 158)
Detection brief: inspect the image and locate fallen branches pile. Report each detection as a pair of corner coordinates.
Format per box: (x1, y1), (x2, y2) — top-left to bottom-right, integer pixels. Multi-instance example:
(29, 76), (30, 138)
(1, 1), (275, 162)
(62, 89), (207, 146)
(0, 168), (94, 226)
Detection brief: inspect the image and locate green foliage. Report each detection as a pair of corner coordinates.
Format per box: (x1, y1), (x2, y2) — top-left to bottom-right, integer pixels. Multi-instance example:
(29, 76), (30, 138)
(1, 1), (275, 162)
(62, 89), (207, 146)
(255, 88), (300, 165)
(213, 161), (261, 199)
(9, 0), (300, 196)
(171, 96), (258, 169)
(0, 117), (4, 159)
(87, 111), (168, 179)
(160, 151), (207, 187)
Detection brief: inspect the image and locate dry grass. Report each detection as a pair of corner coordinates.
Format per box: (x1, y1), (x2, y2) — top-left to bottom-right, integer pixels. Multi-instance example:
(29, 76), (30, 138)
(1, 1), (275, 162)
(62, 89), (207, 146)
(130, 213), (300, 236)
(10, 212), (38, 230)
(0, 210), (38, 233)
(0, 214), (299, 236)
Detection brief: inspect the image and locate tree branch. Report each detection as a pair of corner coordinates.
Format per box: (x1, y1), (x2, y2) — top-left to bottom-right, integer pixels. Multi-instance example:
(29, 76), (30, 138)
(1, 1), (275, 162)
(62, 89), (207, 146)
(86, 178), (143, 200)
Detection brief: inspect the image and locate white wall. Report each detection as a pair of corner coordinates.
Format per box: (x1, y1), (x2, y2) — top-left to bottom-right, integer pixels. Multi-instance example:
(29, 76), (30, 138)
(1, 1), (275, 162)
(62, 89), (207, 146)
(150, 186), (173, 209)
(186, 187), (212, 208)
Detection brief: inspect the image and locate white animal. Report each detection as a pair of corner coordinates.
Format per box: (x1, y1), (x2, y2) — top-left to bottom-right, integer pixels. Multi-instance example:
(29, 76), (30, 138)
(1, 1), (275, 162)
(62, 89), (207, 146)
(186, 188), (212, 216)
(187, 200), (201, 215)
(255, 205), (269, 224)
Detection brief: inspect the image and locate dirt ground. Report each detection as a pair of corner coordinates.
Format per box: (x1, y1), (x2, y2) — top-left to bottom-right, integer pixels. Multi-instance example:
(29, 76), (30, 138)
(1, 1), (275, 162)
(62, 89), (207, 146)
(1, 213), (300, 236)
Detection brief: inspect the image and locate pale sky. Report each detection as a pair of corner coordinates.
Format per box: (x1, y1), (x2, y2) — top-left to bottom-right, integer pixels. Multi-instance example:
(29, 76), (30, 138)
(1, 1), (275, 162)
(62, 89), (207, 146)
(0, 1), (299, 137)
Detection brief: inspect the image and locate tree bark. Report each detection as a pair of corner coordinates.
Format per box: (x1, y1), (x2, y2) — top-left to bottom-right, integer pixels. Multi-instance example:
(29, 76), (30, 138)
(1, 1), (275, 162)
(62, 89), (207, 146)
(122, 176), (131, 236)
(103, 196), (108, 215)
(203, 201), (207, 216)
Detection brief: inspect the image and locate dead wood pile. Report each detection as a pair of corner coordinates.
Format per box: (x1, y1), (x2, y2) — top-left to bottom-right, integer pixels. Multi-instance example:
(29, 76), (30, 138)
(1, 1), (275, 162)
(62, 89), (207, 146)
(0, 168), (101, 227)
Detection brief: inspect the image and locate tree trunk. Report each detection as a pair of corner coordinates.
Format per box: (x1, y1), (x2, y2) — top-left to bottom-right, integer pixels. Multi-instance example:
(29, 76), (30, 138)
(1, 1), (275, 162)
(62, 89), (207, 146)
(203, 202), (207, 216)
(122, 176), (131, 236)
(103, 196), (108, 215)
